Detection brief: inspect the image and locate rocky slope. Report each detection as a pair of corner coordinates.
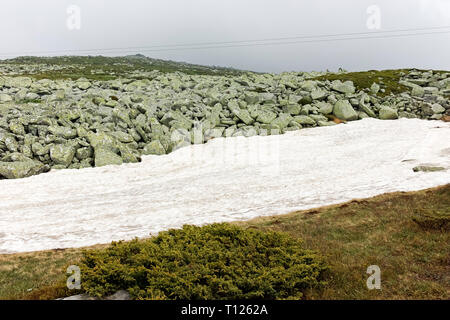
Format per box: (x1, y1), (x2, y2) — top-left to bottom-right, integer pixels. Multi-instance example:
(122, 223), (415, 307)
(0, 57), (449, 179)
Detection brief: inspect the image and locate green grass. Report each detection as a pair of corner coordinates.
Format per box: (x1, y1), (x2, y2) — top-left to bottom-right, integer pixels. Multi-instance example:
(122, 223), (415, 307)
(0, 248), (84, 299)
(237, 184), (450, 299)
(0, 185), (448, 300)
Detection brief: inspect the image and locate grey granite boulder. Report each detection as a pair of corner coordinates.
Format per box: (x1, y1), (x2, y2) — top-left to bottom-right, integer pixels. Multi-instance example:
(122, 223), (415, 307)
(333, 100), (358, 121)
(0, 159), (46, 179)
(142, 140), (166, 155)
(317, 102), (333, 115)
(378, 106), (398, 120)
(293, 115), (316, 126)
(94, 147), (123, 167)
(50, 144), (76, 166)
(331, 80), (355, 94)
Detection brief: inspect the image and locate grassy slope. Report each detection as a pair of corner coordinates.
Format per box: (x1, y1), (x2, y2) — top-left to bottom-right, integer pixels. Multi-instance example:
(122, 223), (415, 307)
(1, 185), (448, 300)
(238, 185), (450, 300)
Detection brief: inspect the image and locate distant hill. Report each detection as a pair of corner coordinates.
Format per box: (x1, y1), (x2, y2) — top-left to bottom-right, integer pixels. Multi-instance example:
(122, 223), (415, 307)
(0, 54), (250, 80)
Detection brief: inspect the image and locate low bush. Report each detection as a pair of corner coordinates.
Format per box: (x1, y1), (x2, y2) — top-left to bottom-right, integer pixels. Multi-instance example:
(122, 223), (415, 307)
(79, 223), (327, 300)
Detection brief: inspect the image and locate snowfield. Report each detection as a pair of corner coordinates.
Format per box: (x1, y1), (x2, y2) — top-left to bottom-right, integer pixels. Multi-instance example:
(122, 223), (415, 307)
(1, 118), (449, 253)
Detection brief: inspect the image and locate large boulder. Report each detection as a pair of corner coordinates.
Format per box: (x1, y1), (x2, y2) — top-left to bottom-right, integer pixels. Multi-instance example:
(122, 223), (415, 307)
(282, 103), (301, 115)
(113, 108), (133, 128)
(0, 159), (46, 179)
(431, 103), (445, 114)
(317, 102), (333, 115)
(112, 131), (135, 143)
(311, 89), (327, 100)
(48, 126), (78, 139)
(412, 165), (445, 172)
(378, 106), (398, 120)
(411, 86), (425, 97)
(142, 140), (166, 156)
(293, 115), (316, 126)
(259, 93), (276, 104)
(75, 146), (93, 160)
(77, 80), (92, 90)
(331, 80), (355, 94)
(359, 96), (376, 118)
(87, 132), (119, 153)
(0, 132), (19, 152)
(94, 147), (123, 167)
(271, 113), (293, 129)
(228, 101), (254, 125)
(370, 83), (380, 94)
(118, 145), (140, 163)
(333, 100), (358, 121)
(9, 121), (26, 135)
(300, 80), (316, 92)
(50, 144), (76, 166)
(244, 92), (260, 104)
(255, 109), (277, 124)
(160, 111), (192, 129)
(0, 94), (12, 103)
(32, 142), (51, 156)
(5, 76), (32, 88)
(309, 114), (328, 123)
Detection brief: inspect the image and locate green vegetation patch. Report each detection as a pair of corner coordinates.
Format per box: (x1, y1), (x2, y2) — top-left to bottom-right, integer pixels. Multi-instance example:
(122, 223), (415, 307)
(79, 223), (327, 300)
(313, 68), (449, 97)
(312, 69), (412, 96)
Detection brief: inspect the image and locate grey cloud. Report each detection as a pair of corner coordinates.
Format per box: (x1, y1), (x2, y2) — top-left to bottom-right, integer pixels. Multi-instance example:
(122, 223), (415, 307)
(0, 0), (449, 72)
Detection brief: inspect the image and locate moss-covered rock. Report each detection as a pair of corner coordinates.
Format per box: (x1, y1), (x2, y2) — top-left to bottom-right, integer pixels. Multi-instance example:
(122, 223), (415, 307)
(333, 100), (358, 121)
(379, 106), (398, 120)
(94, 147), (123, 167)
(142, 140), (166, 156)
(0, 159), (46, 179)
(331, 80), (355, 94)
(50, 144), (76, 166)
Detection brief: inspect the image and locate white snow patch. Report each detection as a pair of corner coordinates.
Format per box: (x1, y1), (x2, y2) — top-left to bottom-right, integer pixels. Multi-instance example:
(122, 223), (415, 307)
(0, 118), (449, 253)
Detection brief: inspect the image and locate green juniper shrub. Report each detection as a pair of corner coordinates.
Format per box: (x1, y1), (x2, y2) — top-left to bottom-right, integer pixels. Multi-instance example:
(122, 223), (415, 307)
(78, 223), (328, 300)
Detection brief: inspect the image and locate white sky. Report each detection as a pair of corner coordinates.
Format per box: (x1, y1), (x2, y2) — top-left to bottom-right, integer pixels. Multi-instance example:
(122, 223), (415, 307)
(0, 0), (449, 72)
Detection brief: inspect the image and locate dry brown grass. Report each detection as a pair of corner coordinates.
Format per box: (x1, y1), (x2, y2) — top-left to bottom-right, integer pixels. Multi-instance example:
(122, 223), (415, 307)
(236, 184), (450, 300)
(0, 244), (108, 300)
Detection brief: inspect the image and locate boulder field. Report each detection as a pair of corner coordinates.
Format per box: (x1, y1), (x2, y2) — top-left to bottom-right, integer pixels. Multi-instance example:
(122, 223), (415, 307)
(0, 66), (449, 179)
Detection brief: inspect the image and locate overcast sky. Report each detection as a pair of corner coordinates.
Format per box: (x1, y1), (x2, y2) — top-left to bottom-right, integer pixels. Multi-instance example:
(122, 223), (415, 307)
(1, 0), (449, 73)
